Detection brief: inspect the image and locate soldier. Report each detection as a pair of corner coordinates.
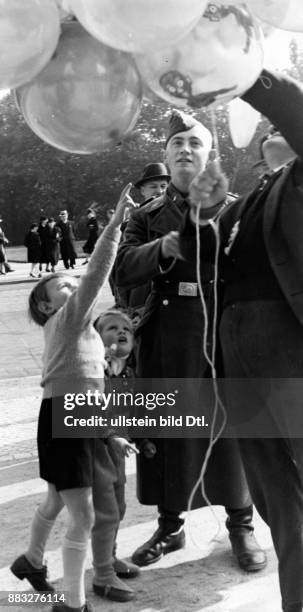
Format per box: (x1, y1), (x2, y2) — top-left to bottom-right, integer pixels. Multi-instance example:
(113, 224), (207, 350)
(115, 111), (266, 572)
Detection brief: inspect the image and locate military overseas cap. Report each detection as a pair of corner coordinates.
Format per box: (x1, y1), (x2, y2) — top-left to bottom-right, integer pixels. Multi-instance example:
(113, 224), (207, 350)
(134, 162), (170, 189)
(165, 109), (212, 151)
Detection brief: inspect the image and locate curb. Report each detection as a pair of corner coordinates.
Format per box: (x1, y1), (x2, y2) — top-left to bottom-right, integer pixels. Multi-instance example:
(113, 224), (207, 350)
(0, 273), (82, 287)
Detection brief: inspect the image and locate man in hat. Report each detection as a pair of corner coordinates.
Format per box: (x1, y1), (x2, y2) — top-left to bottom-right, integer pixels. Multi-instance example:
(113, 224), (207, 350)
(115, 111), (266, 571)
(179, 68), (303, 612)
(57, 210), (77, 270)
(135, 162), (170, 203)
(114, 163), (170, 313)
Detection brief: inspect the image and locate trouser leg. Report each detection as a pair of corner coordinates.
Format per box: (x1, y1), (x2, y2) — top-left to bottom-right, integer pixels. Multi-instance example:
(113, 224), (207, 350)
(157, 506), (184, 533)
(239, 438), (303, 610)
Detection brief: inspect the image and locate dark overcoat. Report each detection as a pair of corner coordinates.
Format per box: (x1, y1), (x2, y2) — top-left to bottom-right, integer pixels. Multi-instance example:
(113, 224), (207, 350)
(83, 217), (99, 255)
(38, 224), (49, 263)
(57, 220), (77, 261)
(44, 225), (61, 266)
(24, 231), (41, 263)
(115, 183), (250, 510)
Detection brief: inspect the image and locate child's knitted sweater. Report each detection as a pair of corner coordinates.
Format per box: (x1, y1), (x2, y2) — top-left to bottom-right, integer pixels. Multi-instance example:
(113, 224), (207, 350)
(42, 223), (120, 398)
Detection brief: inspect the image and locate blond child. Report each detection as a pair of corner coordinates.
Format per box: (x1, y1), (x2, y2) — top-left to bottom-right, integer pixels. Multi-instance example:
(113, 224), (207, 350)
(10, 185), (135, 612)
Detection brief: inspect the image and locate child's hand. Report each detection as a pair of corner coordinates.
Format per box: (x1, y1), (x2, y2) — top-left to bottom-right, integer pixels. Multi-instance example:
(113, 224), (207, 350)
(110, 183), (138, 227)
(109, 436), (139, 458)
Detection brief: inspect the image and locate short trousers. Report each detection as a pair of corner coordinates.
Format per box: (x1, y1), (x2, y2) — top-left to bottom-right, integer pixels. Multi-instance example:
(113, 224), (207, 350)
(37, 397), (97, 491)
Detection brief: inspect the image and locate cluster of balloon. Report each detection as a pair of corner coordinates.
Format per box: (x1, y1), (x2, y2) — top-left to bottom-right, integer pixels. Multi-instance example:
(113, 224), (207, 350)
(228, 98), (260, 148)
(69, 0), (208, 53)
(15, 22), (143, 154)
(135, 2), (264, 109)
(246, 0), (303, 33)
(0, 0), (60, 89)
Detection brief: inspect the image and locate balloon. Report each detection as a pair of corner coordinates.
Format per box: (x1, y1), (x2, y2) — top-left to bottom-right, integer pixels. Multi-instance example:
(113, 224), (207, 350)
(54, 0), (73, 22)
(69, 0), (208, 53)
(228, 98), (260, 148)
(15, 22), (143, 154)
(247, 0), (303, 33)
(0, 0), (60, 89)
(135, 2), (264, 109)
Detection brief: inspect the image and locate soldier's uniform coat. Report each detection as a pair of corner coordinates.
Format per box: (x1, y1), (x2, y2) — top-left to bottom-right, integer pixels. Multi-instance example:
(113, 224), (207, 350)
(115, 182), (251, 511)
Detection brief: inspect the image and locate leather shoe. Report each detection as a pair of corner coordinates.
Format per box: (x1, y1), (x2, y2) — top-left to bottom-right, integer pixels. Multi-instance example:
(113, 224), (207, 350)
(131, 526), (185, 567)
(10, 554), (54, 591)
(92, 583), (134, 602)
(113, 557), (140, 578)
(229, 531), (267, 572)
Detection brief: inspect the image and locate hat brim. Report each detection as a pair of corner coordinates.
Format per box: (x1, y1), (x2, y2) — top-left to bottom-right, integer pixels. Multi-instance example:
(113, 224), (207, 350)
(135, 174), (170, 189)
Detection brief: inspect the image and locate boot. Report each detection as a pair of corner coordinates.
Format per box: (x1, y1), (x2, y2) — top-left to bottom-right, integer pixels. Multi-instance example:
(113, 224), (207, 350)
(226, 505), (267, 572)
(131, 509), (185, 567)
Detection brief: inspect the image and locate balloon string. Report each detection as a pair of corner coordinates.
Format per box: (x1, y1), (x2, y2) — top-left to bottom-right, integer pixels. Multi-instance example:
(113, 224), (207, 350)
(210, 108), (220, 160)
(186, 204), (227, 549)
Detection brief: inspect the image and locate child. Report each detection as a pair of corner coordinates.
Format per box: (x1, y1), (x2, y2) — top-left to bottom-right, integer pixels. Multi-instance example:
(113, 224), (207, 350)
(24, 222), (42, 278)
(10, 184), (135, 612)
(93, 309), (139, 599)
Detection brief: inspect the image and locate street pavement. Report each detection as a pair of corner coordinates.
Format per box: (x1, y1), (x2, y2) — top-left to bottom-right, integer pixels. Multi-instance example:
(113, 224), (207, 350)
(0, 253), (283, 611)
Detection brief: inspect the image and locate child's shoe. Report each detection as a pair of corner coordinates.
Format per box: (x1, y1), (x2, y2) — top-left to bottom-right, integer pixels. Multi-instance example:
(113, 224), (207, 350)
(113, 557), (140, 578)
(10, 554), (54, 591)
(92, 574), (134, 602)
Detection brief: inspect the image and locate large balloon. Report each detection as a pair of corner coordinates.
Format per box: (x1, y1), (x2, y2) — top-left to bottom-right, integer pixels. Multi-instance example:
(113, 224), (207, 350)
(247, 0), (303, 33)
(0, 0), (60, 89)
(54, 0), (73, 22)
(228, 98), (260, 148)
(15, 22), (143, 155)
(69, 0), (207, 53)
(135, 2), (264, 109)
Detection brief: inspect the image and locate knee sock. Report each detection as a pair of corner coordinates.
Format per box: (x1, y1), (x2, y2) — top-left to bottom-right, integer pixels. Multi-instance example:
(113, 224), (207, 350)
(62, 537), (88, 608)
(25, 508), (55, 568)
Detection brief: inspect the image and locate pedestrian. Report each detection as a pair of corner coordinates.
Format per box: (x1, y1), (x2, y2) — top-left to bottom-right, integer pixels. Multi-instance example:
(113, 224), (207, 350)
(82, 207), (100, 265)
(57, 210), (77, 269)
(180, 68), (303, 612)
(38, 217), (50, 273)
(44, 218), (61, 273)
(112, 163), (170, 313)
(134, 162), (170, 203)
(92, 308), (140, 601)
(24, 222), (41, 278)
(115, 111), (265, 572)
(0, 217), (14, 274)
(10, 186), (134, 612)
(0, 220), (9, 275)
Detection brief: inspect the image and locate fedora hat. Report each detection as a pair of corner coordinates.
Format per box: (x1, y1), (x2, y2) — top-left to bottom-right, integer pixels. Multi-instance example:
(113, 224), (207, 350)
(134, 162), (170, 189)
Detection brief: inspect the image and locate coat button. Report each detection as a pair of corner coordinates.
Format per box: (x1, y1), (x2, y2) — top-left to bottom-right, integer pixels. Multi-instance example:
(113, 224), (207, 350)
(162, 299), (169, 306)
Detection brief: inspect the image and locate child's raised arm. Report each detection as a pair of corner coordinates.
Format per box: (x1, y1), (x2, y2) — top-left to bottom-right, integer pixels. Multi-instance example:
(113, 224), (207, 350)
(64, 184), (135, 325)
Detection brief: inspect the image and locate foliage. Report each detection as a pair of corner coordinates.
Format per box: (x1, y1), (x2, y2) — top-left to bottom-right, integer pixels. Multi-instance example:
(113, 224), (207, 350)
(0, 38), (302, 243)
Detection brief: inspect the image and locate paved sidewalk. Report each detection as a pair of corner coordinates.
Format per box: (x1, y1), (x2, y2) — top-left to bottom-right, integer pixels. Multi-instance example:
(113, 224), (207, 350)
(0, 259), (114, 378)
(0, 251), (284, 611)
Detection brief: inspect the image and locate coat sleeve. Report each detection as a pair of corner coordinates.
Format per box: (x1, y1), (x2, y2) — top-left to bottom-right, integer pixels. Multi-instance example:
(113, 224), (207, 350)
(242, 68), (303, 160)
(115, 210), (164, 289)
